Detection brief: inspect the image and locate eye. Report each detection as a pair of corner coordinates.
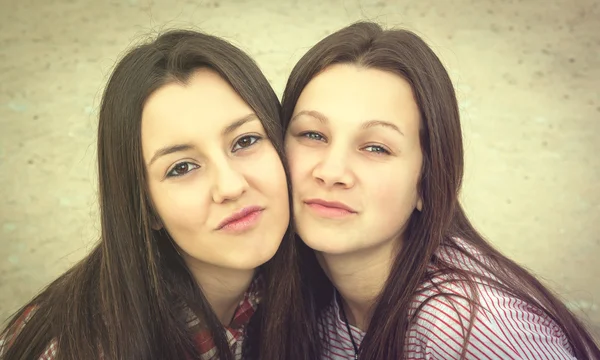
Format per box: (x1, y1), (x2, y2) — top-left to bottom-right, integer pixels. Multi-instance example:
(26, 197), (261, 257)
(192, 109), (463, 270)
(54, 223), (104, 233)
(166, 162), (200, 177)
(232, 135), (261, 152)
(363, 145), (390, 155)
(299, 131), (326, 141)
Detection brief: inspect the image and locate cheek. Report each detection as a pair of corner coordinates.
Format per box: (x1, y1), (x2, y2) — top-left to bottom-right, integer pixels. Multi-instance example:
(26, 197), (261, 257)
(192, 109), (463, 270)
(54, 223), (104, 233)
(285, 144), (313, 186)
(250, 149), (288, 196)
(150, 182), (211, 232)
(284, 142), (298, 171)
(367, 169), (420, 216)
(370, 176), (400, 206)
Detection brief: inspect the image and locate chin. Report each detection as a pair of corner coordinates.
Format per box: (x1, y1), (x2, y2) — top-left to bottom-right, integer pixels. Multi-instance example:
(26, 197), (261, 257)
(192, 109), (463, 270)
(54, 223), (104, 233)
(298, 232), (352, 255)
(230, 241), (281, 270)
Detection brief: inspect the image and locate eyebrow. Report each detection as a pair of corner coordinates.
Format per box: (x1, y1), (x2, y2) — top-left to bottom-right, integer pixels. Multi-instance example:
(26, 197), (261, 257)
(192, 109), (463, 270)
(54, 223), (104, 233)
(290, 110), (404, 136)
(147, 113), (258, 166)
(291, 110), (328, 124)
(361, 120), (404, 136)
(223, 113), (258, 136)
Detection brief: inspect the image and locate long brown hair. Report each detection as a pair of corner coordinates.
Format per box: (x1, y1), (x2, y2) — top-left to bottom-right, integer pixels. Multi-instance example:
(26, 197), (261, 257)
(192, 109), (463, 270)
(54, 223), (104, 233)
(281, 21), (600, 359)
(1, 29), (306, 360)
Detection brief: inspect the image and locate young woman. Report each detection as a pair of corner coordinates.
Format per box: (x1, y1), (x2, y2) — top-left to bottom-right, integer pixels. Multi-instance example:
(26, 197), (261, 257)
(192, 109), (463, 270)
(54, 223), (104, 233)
(1, 29), (306, 360)
(282, 21), (600, 359)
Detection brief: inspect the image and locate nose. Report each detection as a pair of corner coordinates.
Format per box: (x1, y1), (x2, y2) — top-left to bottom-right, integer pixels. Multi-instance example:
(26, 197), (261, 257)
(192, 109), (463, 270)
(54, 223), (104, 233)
(311, 146), (355, 189)
(211, 159), (248, 203)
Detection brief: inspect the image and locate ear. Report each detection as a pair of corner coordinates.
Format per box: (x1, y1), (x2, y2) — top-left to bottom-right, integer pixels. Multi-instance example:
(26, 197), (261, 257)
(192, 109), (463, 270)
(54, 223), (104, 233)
(150, 211), (163, 231)
(145, 196), (163, 230)
(416, 197), (423, 212)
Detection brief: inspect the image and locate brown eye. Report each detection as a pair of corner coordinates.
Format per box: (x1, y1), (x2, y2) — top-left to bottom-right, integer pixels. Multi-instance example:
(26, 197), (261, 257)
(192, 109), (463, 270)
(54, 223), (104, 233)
(167, 162), (199, 177)
(232, 135), (261, 152)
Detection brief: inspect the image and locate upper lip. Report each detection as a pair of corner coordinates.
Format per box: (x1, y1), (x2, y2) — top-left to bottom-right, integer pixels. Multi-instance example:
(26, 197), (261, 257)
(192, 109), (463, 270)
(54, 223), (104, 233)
(217, 205), (264, 229)
(304, 199), (356, 213)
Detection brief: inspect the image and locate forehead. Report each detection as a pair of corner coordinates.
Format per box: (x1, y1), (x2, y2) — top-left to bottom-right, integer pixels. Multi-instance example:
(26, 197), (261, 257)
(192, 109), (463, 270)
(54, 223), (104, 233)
(143, 69), (252, 129)
(294, 64), (419, 128)
(141, 69), (256, 150)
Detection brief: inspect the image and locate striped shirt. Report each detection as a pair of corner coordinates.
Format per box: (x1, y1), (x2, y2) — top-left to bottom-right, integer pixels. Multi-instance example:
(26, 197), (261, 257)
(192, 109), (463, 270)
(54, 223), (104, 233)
(320, 240), (577, 359)
(1, 277), (261, 360)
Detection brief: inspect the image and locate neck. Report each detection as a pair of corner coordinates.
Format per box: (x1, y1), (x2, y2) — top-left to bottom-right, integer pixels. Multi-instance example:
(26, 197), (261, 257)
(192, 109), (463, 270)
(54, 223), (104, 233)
(183, 255), (255, 325)
(318, 240), (398, 330)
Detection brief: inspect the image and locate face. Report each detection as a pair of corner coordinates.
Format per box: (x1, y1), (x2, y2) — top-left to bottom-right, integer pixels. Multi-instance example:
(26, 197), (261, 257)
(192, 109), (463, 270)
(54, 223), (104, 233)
(142, 68), (289, 271)
(285, 64), (423, 255)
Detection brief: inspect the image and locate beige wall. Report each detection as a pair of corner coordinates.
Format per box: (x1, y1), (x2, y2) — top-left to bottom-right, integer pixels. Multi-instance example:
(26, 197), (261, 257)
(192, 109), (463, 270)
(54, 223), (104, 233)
(1, 0), (598, 338)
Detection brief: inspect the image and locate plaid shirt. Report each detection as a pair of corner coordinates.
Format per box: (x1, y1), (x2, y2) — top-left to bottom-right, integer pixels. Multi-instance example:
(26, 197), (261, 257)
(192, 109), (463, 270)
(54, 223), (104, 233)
(187, 276), (262, 360)
(1, 277), (262, 360)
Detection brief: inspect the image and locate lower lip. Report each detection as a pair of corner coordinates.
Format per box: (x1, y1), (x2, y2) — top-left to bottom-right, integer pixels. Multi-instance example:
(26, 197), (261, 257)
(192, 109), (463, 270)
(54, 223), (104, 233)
(306, 203), (354, 218)
(220, 210), (263, 233)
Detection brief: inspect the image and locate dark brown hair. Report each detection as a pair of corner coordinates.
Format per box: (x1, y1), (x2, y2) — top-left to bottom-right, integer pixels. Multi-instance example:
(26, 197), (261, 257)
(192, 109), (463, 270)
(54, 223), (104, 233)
(281, 21), (600, 359)
(1, 29), (306, 360)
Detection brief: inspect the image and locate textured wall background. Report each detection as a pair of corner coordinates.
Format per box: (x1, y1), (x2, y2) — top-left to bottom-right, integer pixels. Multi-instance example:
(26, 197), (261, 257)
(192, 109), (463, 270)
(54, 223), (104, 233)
(1, 0), (598, 339)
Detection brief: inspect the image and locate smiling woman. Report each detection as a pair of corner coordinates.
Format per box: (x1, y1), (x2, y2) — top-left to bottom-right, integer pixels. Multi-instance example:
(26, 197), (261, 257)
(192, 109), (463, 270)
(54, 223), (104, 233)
(0, 30), (307, 360)
(281, 21), (600, 360)
(141, 68), (288, 272)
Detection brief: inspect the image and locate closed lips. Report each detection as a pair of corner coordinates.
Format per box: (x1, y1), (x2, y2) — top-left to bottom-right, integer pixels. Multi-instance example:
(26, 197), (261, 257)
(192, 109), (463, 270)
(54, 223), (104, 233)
(217, 206), (263, 229)
(304, 199), (356, 213)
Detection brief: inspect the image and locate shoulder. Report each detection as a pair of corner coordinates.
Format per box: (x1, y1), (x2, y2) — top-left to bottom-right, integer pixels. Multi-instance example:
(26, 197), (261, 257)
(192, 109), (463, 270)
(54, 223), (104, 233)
(37, 340), (58, 360)
(1, 306), (59, 360)
(1, 305), (38, 350)
(406, 241), (576, 359)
